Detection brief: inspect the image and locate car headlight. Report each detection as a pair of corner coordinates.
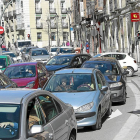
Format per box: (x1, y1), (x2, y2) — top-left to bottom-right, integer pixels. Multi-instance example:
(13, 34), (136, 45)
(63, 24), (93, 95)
(74, 102), (94, 112)
(26, 81), (35, 88)
(110, 82), (123, 88)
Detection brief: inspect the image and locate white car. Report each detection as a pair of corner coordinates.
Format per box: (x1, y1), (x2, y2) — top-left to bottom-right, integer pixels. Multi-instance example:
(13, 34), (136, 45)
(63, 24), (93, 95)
(49, 47), (60, 57)
(94, 52), (138, 77)
(2, 51), (23, 63)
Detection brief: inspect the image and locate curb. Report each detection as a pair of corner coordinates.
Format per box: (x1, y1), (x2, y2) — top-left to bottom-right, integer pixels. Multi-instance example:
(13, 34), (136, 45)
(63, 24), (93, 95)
(131, 80), (140, 91)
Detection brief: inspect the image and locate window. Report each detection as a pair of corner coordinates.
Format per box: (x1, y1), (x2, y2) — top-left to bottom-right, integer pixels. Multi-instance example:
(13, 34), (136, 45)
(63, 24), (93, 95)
(54, 100), (62, 113)
(51, 32), (56, 41)
(37, 64), (44, 74)
(98, 0), (103, 7)
(21, 1), (23, 8)
(38, 95), (58, 122)
(27, 98), (45, 130)
(81, 55), (90, 63)
(103, 54), (111, 57)
(112, 54), (126, 60)
(63, 32), (68, 41)
(96, 73), (103, 90)
(37, 32), (42, 41)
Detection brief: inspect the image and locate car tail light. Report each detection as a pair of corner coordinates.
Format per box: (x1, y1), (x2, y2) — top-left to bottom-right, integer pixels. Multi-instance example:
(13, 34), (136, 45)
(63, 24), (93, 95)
(134, 60), (136, 63)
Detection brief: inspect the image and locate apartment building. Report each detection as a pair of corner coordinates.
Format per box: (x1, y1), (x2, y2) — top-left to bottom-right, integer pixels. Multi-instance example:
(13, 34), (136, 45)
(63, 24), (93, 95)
(3, 0), (72, 48)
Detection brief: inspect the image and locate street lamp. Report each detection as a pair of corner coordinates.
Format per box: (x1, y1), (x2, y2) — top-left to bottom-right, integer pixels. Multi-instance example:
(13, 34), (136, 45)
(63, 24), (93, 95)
(55, 14), (59, 46)
(67, 8), (72, 46)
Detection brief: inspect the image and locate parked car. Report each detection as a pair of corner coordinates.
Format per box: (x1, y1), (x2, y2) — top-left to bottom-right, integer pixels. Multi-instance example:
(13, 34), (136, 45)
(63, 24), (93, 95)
(43, 68), (112, 130)
(0, 89), (77, 140)
(93, 52), (138, 77)
(2, 51), (23, 63)
(4, 62), (49, 88)
(82, 57), (129, 104)
(0, 73), (18, 88)
(59, 46), (75, 54)
(49, 46), (60, 57)
(45, 54), (91, 73)
(29, 48), (51, 63)
(0, 55), (14, 72)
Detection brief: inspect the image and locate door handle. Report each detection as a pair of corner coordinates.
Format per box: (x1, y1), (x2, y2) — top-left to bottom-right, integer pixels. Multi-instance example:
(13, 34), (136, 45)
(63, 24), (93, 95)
(49, 133), (53, 139)
(65, 120), (69, 126)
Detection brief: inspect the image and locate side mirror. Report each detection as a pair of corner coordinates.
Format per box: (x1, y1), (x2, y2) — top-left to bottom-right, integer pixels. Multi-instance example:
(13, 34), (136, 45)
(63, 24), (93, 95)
(29, 125), (44, 136)
(38, 73), (46, 78)
(101, 86), (108, 91)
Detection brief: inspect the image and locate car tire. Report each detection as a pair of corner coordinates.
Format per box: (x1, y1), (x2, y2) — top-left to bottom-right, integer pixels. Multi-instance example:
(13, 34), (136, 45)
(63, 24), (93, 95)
(121, 89), (126, 105)
(106, 100), (112, 116)
(126, 66), (134, 77)
(69, 133), (76, 140)
(91, 108), (102, 130)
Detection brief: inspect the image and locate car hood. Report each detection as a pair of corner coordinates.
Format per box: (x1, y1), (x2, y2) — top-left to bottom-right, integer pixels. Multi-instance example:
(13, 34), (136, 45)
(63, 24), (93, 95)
(11, 77), (36, 87)
(32, 55), (50, 61)
(45, 65), (68, 71)
(104, 75), (121, 83)
(52, 91), (96, 109)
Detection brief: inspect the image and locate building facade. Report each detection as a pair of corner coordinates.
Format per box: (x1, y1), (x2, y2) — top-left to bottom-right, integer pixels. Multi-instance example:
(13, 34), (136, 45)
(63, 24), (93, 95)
(3, 0), (72, 49)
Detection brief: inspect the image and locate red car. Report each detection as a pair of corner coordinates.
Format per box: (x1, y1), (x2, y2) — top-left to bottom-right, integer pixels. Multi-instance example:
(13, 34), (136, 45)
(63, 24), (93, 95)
(4, 62), (49, 89)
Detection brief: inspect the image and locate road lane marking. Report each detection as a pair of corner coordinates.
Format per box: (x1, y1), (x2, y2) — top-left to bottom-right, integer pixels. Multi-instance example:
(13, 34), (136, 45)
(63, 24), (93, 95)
(107, 109), (122, 120)
(113, 83), (140, 140)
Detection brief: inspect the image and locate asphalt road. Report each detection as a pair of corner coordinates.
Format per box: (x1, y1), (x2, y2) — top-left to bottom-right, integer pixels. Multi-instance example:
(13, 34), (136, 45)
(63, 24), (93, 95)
(77, 71), (140, 140)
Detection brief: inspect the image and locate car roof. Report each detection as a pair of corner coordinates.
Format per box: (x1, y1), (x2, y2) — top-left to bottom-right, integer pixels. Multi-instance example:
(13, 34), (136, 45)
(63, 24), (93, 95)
(99, 52), (127, 55)
(57, 53), (90, 57)
(0, 89), (36, 104)
(60, 46), (73, 48)
(31, 48), (47, 51)
(55, 68), (95, 74)
(89, 57), (117, 62)
(7, 62), (38, 67)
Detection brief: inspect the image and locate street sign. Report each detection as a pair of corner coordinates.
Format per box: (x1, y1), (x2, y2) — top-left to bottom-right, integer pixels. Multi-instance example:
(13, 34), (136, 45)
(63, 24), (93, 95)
(0, 26), (4, 35)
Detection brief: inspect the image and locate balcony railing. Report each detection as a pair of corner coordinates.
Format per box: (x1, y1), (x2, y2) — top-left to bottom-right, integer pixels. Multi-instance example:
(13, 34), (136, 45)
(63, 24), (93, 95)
(36, 23), (43, 29)
(10, 26), (14, 32)
(16, 23), (25, 30)
(62, 23), (68, 29)
(51, 24), (57, 29)
(61, 8), (67, 14)
(8, 11), (13, 17)
(50, 8), (56, 14)
(35, 8), (42, 14)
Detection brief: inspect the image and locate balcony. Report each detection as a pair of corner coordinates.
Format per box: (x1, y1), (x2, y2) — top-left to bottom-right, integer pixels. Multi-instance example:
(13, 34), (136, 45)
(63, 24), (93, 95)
(61, 8), (67, 14)
(36, 23), (43, 29)
(8, 11), (13, 17)
(16, 23), (25, 30)
(50, 8), (56, 14)
(62, 23), (68, 29)
(35, 8), (42, 14)
(49, 0), (54, 3)
(61, 0), (65, 3)
(51, 23), (57, 29)
(10, 26), (14, 32)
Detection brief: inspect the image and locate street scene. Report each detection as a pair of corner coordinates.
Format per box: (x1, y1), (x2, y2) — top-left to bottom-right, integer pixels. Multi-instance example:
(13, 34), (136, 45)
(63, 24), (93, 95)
(0, 0), (140, 140)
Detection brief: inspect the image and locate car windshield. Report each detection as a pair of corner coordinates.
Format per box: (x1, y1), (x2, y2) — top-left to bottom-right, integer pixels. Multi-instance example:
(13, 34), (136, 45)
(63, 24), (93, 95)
(3, 53), (16, 58)
(18, 41), (31, 48)
(60, 48), (74, 53)
(32, 50), (49, 56)
(82, 62), (120, 75)
(51, 48), (59, 52)
(0, 104), (20, 139)
(46, 56), (72, 65)
(4, 65), (36, 79)
(93, 54), (101, 57)
(44, 74), (95, 92)
(0, 58), (7, 69)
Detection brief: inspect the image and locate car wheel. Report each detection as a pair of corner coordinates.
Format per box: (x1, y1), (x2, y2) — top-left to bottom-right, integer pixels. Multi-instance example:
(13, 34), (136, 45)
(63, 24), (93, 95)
(92, 108), (102, 130)
(69, 134), (76, 140)
(106, 100), (112, 116)
(126, 66), (134, 77)
(121, 89), (126, 104)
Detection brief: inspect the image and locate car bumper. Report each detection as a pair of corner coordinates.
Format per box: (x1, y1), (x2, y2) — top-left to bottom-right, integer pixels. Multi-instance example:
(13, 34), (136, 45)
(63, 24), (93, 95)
(110, 86), (124, 102)
(75, 112), (97, 128)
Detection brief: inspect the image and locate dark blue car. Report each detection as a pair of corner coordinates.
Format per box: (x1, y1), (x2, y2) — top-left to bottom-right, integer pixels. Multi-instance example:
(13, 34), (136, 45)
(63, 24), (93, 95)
(81, 57), (129, 104)
(45, 54), (91, 73)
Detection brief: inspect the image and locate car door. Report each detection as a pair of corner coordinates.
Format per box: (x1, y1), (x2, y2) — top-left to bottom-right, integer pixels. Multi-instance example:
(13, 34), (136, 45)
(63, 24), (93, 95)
(96, 72), (106, 115)
(37, 63), (48, 88)
(37, 95), (69, 140)
(26, 97), (53, 140)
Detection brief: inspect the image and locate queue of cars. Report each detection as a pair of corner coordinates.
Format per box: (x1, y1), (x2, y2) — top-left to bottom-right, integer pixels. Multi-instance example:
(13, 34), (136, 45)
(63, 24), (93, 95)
(0, 45), (138, 139)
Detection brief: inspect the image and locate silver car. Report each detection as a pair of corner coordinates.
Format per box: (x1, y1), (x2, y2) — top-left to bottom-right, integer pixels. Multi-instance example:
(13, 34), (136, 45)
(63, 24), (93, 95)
(0, 89), (77, 140)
